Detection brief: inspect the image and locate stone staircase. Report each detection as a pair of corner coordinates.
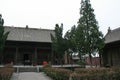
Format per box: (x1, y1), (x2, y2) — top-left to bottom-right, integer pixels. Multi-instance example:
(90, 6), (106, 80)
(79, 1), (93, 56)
(15, 66), (41, 72)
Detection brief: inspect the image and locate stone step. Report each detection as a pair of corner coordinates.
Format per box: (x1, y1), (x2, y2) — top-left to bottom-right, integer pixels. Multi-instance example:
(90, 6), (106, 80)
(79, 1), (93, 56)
(15, 67), (40, 72)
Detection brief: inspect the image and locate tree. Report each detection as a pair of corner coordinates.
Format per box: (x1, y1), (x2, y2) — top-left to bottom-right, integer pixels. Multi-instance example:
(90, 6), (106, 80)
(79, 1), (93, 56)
(51, 24), (67, 64)
(0, 14), (9, 64)
(76, 24), (86, 61)
(76, 0), (104, 65)
(64, 25), (77, 65)
(64, 25), (77, 53)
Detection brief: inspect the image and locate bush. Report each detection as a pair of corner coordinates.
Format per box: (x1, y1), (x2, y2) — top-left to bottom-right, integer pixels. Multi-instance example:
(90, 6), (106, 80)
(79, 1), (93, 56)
(71, 67), (120, 80)
(0, 64), (14, 80)
(43, 66), (120, 80)
(43, 66), (72, 80)
(76, 60), (86, 66)
(43, 64), (52, 68)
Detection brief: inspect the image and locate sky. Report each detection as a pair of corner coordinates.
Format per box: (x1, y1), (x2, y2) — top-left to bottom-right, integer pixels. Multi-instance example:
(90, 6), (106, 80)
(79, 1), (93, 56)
(0, 0), (120, 35)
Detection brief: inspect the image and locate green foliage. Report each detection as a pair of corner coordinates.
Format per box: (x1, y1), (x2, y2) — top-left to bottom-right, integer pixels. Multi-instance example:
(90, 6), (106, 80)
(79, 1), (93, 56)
(51, 24), (64, 55)
(51, 0), (104, 65)
(43, 64), (52, 68)
(43, 67), (120, 80)
(0, 28), (9, 52)
(64, 25), (77, 53)
(43, 67), (72, 80)
(0, 14), (9, 64)
(51, 24), (68, 64)
(76, 0), (104, 63)
(71, 68), (120, 80)
(76, 60), (86, 66)
(0, 14), (9, 53)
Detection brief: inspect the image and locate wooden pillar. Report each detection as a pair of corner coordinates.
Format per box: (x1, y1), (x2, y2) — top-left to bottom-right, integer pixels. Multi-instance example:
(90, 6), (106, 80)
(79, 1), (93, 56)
(15, 47), (18, 65)
(110, 52), (113, 66)
(51, 49), (53, 65)
(34, 48), (37, 65)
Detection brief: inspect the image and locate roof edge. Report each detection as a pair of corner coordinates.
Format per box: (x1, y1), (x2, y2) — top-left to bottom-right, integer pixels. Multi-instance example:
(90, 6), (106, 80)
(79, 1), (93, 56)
(4, 25), (54, 31)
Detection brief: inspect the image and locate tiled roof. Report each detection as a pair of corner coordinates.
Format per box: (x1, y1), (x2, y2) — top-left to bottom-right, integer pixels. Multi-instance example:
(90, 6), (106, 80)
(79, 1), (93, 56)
(4, 26), (55, 43)
(105, 27), (120, 44)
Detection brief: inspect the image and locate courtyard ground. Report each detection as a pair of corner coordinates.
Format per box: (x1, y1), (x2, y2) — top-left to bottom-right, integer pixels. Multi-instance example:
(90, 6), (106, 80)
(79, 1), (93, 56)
(11, 72), (52, 80)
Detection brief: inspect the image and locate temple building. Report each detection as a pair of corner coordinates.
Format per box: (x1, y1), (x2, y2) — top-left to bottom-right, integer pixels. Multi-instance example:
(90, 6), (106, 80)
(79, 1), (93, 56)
(102, 27), (120, 67)
(3, 26), (54, 65)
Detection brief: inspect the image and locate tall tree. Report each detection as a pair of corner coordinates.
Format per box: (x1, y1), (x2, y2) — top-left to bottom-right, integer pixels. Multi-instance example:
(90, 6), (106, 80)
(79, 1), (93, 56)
(51, 24), (67, 64)
(76, 24), (86, 60)
(0, 14), (9, 64)
(77, 0), (104, 64)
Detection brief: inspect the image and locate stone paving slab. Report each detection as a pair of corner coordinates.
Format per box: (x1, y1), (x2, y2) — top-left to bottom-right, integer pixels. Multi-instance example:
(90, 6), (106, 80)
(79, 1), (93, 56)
(11, 72), (52, 80)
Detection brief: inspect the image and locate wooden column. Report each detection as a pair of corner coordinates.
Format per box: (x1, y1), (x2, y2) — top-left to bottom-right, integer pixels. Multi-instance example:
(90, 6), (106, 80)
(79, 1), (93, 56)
(15, 47), (18, 65)
(34, 48), (37, 65)
(51, 44), (53, 65)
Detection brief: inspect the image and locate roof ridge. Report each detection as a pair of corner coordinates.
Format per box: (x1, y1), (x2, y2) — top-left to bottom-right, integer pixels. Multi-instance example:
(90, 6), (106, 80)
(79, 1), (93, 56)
(112, 27), (120, 32)
(4, 26), (54, 31)
(105, 27), (120, 44)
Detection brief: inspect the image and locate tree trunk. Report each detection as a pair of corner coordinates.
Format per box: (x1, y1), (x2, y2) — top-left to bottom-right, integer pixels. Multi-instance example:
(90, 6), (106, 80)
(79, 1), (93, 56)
(89, 53), (92, 67)
(78, 52), (82, 61)
(99, 52), (102, 67)
(0, 51), (3, 64)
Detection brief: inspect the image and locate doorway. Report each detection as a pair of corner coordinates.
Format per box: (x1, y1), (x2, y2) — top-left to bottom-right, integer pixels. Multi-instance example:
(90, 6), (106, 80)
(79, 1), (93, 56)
(23, 53), (32, 65)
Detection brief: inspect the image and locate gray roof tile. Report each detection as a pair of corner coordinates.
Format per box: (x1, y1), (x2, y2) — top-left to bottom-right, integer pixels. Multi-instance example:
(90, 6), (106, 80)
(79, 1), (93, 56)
(105, 27), (120, 44)
(4, 26), (55, 43)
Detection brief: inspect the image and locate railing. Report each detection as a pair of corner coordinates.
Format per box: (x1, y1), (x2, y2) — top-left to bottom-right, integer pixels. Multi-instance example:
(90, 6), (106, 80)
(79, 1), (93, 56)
(0, 64), (81, 73)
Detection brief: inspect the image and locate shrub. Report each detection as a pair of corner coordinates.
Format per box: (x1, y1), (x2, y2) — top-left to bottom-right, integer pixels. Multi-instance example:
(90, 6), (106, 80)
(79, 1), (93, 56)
(43, 66), (120, 80)
(71, 67), (120, 80)
(43, 64), (52, 68)
(4, 64), (13, 68)
(0, 64), (14, 80)
(43, 67), (72, 80)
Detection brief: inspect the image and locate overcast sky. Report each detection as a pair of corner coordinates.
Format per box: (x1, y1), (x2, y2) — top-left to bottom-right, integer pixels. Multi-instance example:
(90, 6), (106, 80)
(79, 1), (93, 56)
(0, 0), (120, 35)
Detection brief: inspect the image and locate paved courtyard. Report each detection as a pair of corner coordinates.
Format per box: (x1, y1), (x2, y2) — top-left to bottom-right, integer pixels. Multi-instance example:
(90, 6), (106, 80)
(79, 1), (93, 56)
(11, 72), (52, 80)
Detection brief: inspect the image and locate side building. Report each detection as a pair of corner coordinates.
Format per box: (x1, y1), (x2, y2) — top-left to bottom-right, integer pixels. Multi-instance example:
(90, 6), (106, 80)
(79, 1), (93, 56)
(102, 27), (120, 67)
(3, 26), (55, 65)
